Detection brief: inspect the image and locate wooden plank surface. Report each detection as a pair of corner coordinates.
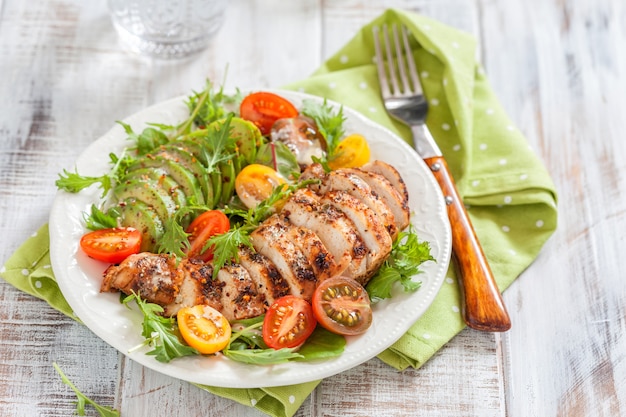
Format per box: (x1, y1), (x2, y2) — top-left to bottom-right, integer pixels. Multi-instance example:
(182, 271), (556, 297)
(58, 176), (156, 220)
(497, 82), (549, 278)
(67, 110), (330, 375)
(1, 0), (625, 416)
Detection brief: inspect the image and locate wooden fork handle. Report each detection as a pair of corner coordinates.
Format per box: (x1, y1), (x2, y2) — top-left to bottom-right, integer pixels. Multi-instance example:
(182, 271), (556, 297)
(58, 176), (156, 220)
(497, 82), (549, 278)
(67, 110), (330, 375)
(424, 156), (511, 332)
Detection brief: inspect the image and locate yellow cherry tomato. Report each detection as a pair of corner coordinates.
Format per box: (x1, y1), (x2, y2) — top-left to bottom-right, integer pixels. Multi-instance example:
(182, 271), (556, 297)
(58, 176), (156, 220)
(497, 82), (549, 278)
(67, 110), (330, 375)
(328, 134), (371, 170)
(235, 164), (286, 209)
(177, 305), (232, 354)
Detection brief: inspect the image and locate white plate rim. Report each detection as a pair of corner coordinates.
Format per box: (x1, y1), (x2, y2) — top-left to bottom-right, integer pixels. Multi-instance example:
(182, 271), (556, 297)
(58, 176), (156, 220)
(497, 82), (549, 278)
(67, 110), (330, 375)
(49, 89), (452, 388)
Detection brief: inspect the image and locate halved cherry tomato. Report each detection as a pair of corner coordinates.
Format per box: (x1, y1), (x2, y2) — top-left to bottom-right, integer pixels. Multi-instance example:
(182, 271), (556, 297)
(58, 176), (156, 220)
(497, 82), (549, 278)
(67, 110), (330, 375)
(235, 164), (286, 209)
(80, 227), (142, 264)
(177, 305), (232, 354)
(240, 92), (299, 135)
(262, 295), (317, 349)
(311, 276), (373, 336)
(328, 134), (371, 170)
(185, 210), (230, 261)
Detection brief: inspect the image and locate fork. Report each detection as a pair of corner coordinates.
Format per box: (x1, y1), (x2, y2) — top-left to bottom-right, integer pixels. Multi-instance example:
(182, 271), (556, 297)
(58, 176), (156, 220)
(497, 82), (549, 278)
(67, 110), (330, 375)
(373, 24), (511, 332)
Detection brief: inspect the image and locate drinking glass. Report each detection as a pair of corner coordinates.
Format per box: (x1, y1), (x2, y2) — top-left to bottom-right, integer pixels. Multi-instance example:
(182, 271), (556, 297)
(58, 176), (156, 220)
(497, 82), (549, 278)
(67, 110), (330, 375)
(107, 0), (227, 59)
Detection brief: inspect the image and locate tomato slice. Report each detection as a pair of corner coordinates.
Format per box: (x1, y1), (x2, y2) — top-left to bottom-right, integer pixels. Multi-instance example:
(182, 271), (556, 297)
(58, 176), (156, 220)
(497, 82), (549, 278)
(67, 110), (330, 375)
(262, 295), (317, 349)
(311, 276), (373, 335)
(80, 227), (142, 264)
(185, 210), (230, 261)
(240, 92), (299, 135)
(177, 305), (232, 354)
(328, 134), (371, 170)
(234, 163), (286, 209)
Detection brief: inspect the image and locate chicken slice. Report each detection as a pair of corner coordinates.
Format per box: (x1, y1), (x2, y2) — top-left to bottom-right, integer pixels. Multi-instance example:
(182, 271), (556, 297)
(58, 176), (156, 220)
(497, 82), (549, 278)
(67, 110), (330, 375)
(101, 253), (265, 321)
(167, 258), (223, 317)
(101, 253), (180, 307)
(320, 190), (392, 284)
(281, 188), (368, 282)
(310, 168), (399, 240)
(250, 214), (318, 300)
(362, 160), (409, 208)
(286, 224), (343, 282)
(215, 263), (266, 321)
(237, 245), (291, 308)
(344, 168), (410, 232)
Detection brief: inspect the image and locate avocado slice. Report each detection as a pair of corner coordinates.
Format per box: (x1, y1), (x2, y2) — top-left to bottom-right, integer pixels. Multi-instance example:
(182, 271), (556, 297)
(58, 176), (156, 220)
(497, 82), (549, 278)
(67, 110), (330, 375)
(121, 168), (187, 211)
(117, 198), (165, 252)
(113, 177), (181, 223)
(209, 117), (262, 166)
(219, 159), (237, 205)
(155, 145), (215, 207)
(126, 156), (205, 205)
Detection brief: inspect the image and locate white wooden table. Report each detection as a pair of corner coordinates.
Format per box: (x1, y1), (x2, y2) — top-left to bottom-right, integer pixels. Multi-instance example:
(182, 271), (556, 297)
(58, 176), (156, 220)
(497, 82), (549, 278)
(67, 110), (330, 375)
(1, 0), (625, 415)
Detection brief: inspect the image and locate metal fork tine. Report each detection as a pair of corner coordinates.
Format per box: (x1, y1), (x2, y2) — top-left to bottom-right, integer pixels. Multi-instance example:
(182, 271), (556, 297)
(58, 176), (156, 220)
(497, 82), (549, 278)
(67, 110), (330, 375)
(382, 24), (400, 96)
(401, 25), (423, 95)
(392, 24), (411, 95)
(372, 26), (391, 98)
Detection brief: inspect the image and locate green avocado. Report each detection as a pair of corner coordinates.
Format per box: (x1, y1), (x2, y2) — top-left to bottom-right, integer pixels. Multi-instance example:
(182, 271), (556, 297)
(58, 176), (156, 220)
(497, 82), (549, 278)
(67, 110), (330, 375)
(209, 117), (262, 166)
(155, 145), (215, 207)
(117, 198), (165, 252)
(126, 156), (205, 205)
(121, 168), (187, 211)
(113, 177), (181, 223)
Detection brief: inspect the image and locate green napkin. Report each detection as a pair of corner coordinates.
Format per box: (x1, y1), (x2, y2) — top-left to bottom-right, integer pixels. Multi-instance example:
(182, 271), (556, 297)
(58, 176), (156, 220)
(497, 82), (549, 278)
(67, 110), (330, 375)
(0, 8), (557, 417)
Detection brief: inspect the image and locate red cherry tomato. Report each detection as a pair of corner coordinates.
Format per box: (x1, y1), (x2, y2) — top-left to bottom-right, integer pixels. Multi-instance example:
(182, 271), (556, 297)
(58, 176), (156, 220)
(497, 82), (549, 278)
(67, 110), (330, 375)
(262, 295), (317, 349)
(185, 210), (230, 261)
(80, 227), (142, 264)
(240, 92), (298, 135)
(311, 276), (373, 336)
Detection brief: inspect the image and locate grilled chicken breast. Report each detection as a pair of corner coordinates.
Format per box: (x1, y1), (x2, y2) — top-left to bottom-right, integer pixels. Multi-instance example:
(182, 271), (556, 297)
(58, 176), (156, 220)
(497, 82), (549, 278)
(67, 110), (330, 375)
(320, 190), (392, 281)
(101, 160), (412, 321)
(237, 245), (290, 308)
(250, 214), (318, 300)
(343, 168), (410, 232)
(101, 253), (265, 321)
(282, 188), (368, 282)
(302, 165), (399, 240)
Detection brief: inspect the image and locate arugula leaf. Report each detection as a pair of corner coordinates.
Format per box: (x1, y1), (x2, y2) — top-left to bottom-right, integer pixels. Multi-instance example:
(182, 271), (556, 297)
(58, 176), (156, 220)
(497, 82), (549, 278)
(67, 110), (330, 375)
(293, 327), (346, 361)
(53, 362), (120, 417)
(185, 77), (242, 128)
(55, 169), (112, 197)
(223, 319), (304, 364)
(224, 347), (303, 364)
(366, 225), (435, 301)
(83, 205), (120, 230)
(55, 151), (135, 197)
(123, 292), (199, 363)
(116, 121), (168, 155)
(301, 99), (345, 162)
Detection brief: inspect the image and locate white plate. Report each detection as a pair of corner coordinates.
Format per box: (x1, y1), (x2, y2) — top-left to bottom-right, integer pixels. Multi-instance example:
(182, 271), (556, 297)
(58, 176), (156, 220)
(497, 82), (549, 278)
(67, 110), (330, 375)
(49, 90), (452, 388)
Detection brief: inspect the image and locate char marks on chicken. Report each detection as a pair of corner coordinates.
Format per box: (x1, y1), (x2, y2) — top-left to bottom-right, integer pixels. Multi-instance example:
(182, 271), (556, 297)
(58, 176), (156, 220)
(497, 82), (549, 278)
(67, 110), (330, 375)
(101, 161), (411, 320)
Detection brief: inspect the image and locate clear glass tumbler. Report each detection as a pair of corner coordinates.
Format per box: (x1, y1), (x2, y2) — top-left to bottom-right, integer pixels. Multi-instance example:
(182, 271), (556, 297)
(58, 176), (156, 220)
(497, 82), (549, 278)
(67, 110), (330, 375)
(107, 0), (227, 59)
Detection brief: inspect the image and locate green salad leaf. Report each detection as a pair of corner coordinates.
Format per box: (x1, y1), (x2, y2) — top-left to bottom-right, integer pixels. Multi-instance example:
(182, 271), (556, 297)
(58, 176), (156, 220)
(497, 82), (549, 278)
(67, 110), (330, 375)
(301, 98), (345, 162)
(123, 293), (199, 363)
(53, 362), (120, 417)
(366, 225), (435, 301)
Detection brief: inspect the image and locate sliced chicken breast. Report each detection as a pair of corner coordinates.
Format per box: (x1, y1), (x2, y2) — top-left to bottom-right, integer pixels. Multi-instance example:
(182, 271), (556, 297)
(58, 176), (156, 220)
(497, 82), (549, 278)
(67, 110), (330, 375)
(281, 188), (368, 281)
(312, 168), (399, 240)
(166, 258), (223, 317)
(286, 224), (343, 282)
(215, 263), (266, 321)
(238, 245), (291, 308)
(344, 168), (410, 231)
(362, 160), (409, 207)
(250, 214), (318, 300)
(101, 253), (180, 307)
(320, 190), (392, 283)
